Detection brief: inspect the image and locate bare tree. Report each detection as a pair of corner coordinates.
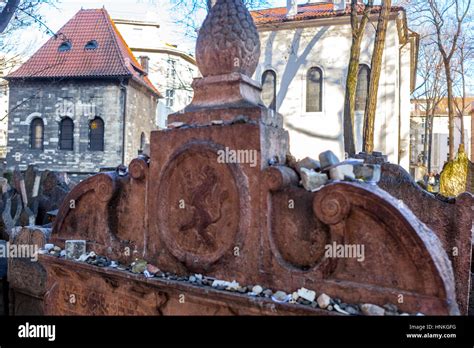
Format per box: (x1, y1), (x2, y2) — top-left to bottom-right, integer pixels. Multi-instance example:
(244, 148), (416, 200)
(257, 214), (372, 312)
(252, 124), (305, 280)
(420, 0), (471, 160)
(169, 0), (270, 36)
(0, 0), (56, 34)
(0, 0), (58, 122)
(343, 0), (374, 155)
(411, 30), (446, 171)
(363, 0), (392, 153)
(452, 31), (473, 149)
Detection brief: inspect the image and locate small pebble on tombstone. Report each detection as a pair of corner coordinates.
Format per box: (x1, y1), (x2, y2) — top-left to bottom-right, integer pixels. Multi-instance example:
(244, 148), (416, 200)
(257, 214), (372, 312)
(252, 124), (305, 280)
(353, 164), (381, 183)
(272, 291), (289, 303)
(65, 240), (86, 260)
(317, 293), (331, 309)
(345, 305), (360, 315)
(146, 264), (161, 275)
(291, 292), (299, 301)
(297, 287), (316, 302)
(329, 164), (355, 181)
(319, 150), (340, 170)
(360, 303), (385, 316)
(131, 259), (147, 274)
(300, 168), (328, 191)
(334, 303), (350, 315)
(252, 285), (263, 295)
(296, 157), (321, 174)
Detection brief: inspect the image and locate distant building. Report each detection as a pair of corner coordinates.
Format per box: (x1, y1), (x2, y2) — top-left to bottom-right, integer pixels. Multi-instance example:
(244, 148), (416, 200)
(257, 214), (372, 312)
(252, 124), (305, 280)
(5, 9), (160, 176)
(113, 18), (198, 128)
(410, 97), (473, 179)
(251, 0), (419, 169)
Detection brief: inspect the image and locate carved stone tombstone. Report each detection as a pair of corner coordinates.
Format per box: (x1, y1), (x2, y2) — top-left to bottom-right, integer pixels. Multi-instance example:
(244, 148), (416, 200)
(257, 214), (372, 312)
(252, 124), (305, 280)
(8, 0), (461, 316)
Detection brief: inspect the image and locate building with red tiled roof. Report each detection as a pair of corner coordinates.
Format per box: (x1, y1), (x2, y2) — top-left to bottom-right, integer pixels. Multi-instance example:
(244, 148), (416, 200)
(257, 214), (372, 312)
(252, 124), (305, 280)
(251, 1), (404, 25)
(249, 0), (419, 169)
(5, 8), (160, 177)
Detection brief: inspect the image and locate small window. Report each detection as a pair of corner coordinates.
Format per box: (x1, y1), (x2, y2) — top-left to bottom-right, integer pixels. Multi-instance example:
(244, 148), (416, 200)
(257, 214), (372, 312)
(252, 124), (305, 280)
(306, 67), (323, 112)
(166, 59), (176, 79)
(355, 64), (370, 112)
(165, 89), (175, 108)
(59, 117), (74, 150)
(261, 70), (276, 111)
(58, 41), (72, 52)
(85, 40), (98, 50)
(30, 118), (44, 150)
(139, 132), (146, 154)
(89, 117), (104, 151)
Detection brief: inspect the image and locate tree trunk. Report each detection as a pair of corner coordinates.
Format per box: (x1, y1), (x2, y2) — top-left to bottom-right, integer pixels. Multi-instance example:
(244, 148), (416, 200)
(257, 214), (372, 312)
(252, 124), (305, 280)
(343, 0), (373, 156)
(428, 113), (434, 173)
(0, 0), (20, 33)
(363, 0), (391, 153)
(343, 38), (363, 155)
(459, 105), (465, 147)
(458, 57), (466, 148)
(423, 101), (431, 166)
(444, 61), (455, 160)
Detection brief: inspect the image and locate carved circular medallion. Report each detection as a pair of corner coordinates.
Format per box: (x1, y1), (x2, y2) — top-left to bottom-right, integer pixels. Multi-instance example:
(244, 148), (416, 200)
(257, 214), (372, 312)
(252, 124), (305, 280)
(94, 173), (115, 202)
(157, 143), (241, 269)
(313, 190), (350, 225)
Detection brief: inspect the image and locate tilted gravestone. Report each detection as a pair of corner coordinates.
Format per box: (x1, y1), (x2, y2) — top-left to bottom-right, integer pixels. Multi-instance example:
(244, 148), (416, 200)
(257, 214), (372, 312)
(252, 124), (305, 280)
(7, 0), (462, 315)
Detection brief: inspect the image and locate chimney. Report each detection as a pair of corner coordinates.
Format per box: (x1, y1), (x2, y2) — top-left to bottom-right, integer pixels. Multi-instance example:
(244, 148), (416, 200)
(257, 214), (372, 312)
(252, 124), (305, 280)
(287, 0), (298, 17)
(139, 56), (150, 74)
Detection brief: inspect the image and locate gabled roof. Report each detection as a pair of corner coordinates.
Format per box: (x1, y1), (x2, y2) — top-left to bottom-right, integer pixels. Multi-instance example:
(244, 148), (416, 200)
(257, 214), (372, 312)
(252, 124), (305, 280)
(7, 8), (160, 97)
(250, 3), (404, 25)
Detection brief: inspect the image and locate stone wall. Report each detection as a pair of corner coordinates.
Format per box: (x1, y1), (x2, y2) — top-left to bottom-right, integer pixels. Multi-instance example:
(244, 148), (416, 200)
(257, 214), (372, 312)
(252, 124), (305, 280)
(123, 80), (158, 164)
(6, 78), (157, 175)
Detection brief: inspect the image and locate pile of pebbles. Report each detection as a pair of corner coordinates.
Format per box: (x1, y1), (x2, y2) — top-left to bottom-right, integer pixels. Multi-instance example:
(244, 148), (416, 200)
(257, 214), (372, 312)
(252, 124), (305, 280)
(286, 150), (382, 192)
(39, 246), (422, 316)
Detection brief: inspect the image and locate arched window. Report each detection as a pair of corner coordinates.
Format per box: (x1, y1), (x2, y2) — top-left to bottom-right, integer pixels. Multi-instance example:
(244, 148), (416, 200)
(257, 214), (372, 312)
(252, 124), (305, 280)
(139, 132), (146, 153)
(306, 67), (323, 112)
(355, 64), (370, 112)
(30, 118), (44, 150)
(59, 117), (74, 150)
(89, 117), (104, 151)
(261, 70), (276, 111)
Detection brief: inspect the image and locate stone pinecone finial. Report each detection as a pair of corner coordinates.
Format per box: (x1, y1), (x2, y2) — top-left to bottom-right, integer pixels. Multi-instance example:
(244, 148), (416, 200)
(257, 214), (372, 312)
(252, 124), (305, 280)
(196, 0), (261, 78)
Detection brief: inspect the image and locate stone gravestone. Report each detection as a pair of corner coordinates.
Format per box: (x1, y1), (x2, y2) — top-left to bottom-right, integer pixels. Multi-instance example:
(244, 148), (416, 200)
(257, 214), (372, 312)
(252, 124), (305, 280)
(356, 152), (472, 315)
(8, 0), (461, 316)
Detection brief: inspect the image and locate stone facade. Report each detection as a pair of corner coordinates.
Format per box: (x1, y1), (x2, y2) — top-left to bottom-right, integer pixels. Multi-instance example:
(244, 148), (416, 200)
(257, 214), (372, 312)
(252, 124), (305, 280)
(6, 78), (157, 175)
